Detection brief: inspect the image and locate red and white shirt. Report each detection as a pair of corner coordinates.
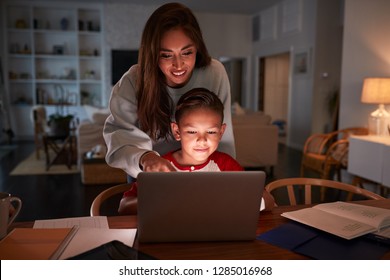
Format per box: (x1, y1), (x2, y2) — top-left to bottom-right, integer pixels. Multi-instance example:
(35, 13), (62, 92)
(123, 150), (243, 197)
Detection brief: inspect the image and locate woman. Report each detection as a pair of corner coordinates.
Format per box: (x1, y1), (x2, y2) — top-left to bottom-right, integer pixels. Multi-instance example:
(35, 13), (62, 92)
(103, 2), (235, 178)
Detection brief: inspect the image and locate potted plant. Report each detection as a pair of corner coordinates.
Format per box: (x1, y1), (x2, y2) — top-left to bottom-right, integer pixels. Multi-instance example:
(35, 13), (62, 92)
(47, 113), (74, 136)
(47, 85), (74, 136)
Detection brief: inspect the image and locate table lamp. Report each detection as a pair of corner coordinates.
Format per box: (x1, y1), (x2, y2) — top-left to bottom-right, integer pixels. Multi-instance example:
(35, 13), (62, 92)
(361, 77), (390, 136)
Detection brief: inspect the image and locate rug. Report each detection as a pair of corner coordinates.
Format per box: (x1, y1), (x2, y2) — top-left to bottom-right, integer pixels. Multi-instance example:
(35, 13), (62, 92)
(10, 152), (79, 176)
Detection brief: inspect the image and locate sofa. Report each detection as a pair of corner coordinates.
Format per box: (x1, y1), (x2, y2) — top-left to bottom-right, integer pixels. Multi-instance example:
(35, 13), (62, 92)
(76, 106), (127, 185)
(232, 111), (278, 173)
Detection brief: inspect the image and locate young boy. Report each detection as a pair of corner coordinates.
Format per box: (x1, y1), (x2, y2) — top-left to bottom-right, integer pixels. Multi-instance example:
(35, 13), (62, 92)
(118, 88), (275, 214)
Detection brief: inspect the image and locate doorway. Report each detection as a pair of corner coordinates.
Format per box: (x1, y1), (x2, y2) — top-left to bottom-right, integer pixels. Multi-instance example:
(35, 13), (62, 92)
(221, 57), (244, 105)
(258, 52), (290, 142)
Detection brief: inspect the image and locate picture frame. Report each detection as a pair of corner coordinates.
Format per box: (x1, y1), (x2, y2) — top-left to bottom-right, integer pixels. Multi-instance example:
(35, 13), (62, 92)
(294, 51), (309, 74)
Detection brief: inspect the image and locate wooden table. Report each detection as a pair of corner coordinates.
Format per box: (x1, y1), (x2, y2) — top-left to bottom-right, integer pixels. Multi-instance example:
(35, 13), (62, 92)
(109, 199), (390, 260)
(11, 199), (390, 260)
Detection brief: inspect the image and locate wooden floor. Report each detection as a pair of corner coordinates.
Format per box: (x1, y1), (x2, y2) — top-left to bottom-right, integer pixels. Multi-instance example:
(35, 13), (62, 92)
(0, 141), (303, 222)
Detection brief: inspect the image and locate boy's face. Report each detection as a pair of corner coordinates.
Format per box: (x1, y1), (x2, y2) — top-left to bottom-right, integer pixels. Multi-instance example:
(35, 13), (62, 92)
(171, 108), (226, 166)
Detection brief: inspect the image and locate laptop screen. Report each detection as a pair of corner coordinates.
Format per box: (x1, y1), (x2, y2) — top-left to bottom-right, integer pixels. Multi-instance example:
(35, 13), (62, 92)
(137, 171), (266, 243)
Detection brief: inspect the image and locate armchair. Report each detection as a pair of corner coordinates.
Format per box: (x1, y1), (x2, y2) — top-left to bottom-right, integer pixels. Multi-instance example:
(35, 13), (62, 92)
(300, 127), (368, 181)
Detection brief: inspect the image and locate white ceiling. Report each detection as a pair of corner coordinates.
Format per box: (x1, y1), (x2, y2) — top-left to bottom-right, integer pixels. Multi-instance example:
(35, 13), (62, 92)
(37, 0), (281, 15)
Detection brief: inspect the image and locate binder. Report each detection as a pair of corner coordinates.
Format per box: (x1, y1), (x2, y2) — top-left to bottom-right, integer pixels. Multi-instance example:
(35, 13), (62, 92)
(0, 227), (78, 260)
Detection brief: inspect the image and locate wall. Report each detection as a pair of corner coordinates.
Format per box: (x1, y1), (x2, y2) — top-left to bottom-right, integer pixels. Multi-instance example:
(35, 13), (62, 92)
(251, 0), (317, 149)
(2, 0), (338, 148)
(311, 0), (343, 133)
(339, 0), (390, 130)
(102, 3), (157, 104)
(0, 1), (7, 144)
(102, 3), (252, 106)
(0, 0), (348, 147)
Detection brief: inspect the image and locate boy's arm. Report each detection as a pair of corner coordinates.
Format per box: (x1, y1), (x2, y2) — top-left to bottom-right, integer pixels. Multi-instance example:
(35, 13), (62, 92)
(118, 182), (138, 215)
(118, 196), (138, 215)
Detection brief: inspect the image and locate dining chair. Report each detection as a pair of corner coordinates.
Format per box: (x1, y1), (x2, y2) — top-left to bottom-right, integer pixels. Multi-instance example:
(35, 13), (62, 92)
(300, 127), (368, 181)
(265, 177), (385, 206)
(90, 183), (131, 216)
(32, 105), (48, 159)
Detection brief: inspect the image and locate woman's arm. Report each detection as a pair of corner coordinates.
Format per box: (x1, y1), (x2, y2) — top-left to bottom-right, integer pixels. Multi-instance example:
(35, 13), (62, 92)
(103, 66), (157, 177)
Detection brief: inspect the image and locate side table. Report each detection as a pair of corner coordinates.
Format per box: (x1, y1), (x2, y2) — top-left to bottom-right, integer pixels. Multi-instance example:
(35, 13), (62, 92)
(43, 131), (77, 171)
(348, 135), (390, 197)
(81, 156), (127, 185)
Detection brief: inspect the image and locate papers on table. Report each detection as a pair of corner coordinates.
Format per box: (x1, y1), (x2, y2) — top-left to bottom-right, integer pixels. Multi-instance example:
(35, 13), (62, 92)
(34, 216), (109, 229)
(33, 216), (137, 259)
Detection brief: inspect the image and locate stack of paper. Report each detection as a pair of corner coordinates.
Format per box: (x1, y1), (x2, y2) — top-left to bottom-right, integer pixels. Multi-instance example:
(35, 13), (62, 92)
(0, 216), (137, 260)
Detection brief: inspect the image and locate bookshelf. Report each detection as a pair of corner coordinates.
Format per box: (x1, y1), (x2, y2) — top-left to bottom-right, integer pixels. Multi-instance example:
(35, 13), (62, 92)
(3, 1), (104, 138)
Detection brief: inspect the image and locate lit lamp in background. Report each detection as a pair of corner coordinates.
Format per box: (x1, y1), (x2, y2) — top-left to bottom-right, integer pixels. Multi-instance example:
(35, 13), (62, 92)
(361, 77), (390, 136)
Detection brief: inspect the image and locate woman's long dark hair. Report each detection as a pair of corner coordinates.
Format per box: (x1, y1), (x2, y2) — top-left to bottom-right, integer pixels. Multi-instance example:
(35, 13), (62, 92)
(136, 2), (211, 141)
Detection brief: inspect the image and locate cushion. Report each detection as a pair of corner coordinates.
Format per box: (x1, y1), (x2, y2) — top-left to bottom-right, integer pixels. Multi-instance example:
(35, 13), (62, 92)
(92, 112), (109, 125)
(232, 102), (246, 115)
(83, 105), (110, 125)
(232, 112), (270, 126)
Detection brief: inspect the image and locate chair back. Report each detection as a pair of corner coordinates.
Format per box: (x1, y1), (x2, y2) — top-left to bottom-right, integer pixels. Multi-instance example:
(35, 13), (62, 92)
(301, 127), (369, 180)
(265, 178), (384, 205)
(32, 106), (47, 159)
(90, 183), (131, 216)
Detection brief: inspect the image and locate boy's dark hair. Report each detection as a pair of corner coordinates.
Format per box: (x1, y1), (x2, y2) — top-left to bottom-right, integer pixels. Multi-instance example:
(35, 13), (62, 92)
(174, 88), (224, 124)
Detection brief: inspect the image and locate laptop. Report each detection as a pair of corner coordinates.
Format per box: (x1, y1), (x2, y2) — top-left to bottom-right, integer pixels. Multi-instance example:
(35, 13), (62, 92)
(137, 171), (265, 243)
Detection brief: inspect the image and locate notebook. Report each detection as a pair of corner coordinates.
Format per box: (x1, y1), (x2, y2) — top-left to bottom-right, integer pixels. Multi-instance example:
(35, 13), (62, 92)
(137, 171), (265, 243)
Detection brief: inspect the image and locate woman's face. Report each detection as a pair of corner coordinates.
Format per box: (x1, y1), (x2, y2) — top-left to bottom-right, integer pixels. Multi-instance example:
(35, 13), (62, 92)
(158, 28), (197, 88)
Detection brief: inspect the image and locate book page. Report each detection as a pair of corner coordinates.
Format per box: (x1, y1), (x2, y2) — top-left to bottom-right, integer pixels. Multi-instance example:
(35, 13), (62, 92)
(314, 201), (390, 229)
(33, 216), (109, 229)
(33, 216), (137, 259)
(282, 208), (375, 239)
(372, 226), (390, 239)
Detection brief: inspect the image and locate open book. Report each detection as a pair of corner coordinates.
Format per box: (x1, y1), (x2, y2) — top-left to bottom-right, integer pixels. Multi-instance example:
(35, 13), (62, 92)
(281, 201), (390, 240)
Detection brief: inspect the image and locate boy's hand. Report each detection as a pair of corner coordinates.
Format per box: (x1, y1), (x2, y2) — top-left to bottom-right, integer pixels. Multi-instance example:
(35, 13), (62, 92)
(140, 152), (176, 172)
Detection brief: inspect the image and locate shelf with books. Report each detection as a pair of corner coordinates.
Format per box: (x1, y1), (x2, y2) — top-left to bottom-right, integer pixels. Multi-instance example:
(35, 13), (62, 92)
(3, 1), (104, 138)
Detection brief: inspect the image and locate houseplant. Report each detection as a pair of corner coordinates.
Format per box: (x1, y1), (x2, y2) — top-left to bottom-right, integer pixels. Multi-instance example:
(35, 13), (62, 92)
(47, 85), (75, 137)
(47, 113), (74, 136)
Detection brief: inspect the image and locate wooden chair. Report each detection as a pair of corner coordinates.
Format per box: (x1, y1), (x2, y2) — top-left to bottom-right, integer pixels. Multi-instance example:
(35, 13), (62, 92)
(265, 177), (385, 205)
(32, 106), (48, 159)
(90, 183), (131, 216)
(300, 127), (368, 181)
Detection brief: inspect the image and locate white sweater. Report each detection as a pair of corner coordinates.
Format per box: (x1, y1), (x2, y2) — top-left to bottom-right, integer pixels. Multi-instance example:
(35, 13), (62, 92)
(103, 59), (235, 177)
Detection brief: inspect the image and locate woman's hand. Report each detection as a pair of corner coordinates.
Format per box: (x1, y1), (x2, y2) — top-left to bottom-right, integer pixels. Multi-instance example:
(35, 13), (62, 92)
(140, 152), (176, 172)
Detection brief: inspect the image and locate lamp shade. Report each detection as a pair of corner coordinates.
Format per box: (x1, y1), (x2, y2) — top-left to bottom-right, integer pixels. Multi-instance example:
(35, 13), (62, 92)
(361, 78), (390, 104)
